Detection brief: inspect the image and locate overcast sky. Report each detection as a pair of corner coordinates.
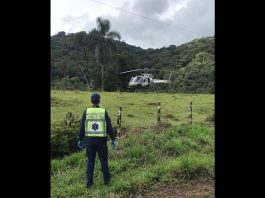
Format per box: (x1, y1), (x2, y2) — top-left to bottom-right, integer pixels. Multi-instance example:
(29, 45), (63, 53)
(51, 0), (214, 49)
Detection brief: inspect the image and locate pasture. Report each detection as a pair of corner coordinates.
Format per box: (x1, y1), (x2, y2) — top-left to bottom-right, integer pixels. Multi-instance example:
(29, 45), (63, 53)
(51, 90), (214, 128)
(51, 90), (215, 197)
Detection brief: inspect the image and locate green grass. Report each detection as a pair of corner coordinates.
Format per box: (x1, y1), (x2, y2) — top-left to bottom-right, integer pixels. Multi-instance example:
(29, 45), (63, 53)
(51, 91), (214, 197)
(51, 123), (214, 197)
(51, 90), (214, 128)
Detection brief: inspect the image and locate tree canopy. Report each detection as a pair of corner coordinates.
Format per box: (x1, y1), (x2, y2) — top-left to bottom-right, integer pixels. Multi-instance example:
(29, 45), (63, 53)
(51, 23), (214, 93)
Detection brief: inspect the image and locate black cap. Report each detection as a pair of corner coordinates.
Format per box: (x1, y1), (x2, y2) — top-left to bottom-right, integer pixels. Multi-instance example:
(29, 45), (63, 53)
(91, 92), (100, 103)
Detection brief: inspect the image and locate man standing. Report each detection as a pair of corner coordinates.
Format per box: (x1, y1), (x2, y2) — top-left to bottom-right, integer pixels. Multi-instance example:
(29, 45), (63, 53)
(78, 92), (117, 188)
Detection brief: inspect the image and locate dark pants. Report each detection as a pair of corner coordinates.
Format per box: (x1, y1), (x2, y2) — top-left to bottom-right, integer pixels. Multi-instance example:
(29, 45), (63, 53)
(86, 144), (110, 186)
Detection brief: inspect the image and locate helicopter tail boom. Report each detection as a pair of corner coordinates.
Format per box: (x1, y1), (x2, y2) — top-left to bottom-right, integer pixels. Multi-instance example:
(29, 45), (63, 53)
(153, 79), (171, 84)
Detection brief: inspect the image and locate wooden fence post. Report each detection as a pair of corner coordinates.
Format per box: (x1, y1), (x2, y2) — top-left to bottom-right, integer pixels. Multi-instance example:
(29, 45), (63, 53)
(65, 112), (74, 127)
(189, 101), (192, 124)
(117, 107), (122, 137)
(157, 102), (161, 125)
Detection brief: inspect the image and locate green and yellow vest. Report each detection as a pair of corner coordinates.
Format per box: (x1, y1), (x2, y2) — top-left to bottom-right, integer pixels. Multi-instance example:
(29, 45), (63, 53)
(85, 108), (107, 137)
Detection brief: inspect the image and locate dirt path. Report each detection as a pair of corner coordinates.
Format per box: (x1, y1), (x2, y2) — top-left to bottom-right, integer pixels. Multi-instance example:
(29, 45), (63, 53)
(134, 180), (214, 198)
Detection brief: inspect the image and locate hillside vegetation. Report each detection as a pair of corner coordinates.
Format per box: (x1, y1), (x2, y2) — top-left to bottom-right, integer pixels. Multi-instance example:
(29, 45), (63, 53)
(51, 123), (214, 197)
(51, 32), (214, 93)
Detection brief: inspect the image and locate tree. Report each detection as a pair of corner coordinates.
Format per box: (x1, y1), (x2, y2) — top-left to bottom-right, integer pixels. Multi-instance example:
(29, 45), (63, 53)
(88, 17), (121, 92)
(51, 31), (214, 93)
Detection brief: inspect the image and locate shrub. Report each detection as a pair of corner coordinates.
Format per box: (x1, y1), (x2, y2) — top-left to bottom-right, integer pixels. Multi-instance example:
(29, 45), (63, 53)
(51, 121), (79, 158)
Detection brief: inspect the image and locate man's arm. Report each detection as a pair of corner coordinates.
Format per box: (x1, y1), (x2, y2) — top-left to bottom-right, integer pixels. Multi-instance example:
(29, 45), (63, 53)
(105, 110), (115, 140)
(78, 110), (86, 141)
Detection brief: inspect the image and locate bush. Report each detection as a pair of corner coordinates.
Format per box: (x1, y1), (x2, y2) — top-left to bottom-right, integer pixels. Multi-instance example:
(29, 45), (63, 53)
(51, 121), (79, 158)
(206, 113), (215, 123)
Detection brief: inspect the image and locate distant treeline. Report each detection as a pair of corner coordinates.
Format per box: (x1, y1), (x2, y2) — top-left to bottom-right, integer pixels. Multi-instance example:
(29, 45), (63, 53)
(51, 31), (214, 93)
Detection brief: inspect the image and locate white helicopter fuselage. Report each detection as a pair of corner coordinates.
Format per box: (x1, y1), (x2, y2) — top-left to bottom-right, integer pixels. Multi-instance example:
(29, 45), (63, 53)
(121, 69), (172, 88)
(128, 74), (153, 87)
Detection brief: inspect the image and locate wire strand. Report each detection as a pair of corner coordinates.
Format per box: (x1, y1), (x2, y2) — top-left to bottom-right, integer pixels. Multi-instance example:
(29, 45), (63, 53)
(88, 0), (201, 36)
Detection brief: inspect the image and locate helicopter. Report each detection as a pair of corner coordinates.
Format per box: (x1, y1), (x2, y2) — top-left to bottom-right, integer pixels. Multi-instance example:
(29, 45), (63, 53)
(120, 68), (172, 88)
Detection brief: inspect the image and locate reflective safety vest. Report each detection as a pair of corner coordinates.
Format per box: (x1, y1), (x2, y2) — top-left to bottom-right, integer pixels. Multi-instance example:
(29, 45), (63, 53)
(85, 108), (107, 137)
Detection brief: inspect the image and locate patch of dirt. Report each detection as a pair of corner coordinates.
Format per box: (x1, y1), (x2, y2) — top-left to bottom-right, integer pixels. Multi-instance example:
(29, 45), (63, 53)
(165, 114), (175, 119)
(51, 96), (64, 106)
(146, 102), (158, 106)
(134, 180), (214, 198)
(127, 114), (135, 117)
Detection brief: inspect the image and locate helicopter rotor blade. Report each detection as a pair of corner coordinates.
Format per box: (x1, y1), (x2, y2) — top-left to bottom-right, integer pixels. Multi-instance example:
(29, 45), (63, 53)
(120, 68), (160, 74)
(120, 68), (176, 74)
(148, 68), (172, 72)
(120, 69), (146, 74)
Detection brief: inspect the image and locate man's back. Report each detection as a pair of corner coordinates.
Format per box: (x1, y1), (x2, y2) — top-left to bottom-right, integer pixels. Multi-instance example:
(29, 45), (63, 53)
(78, 105), (115, 145)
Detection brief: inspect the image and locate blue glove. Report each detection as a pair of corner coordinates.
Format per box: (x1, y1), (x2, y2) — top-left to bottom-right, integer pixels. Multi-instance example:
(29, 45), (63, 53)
(111, 140), (117, 149)
(78, 141), (84, 149)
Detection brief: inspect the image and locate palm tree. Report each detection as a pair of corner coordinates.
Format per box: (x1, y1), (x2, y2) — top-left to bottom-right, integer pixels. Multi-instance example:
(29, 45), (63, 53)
(88, 17), (121, 92)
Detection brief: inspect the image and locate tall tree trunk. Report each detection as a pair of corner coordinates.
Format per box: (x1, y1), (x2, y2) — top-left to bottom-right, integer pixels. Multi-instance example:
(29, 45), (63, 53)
(101, 64), (104, 92)
(101, 39), (104, 92)
(79, 65), (89, 90)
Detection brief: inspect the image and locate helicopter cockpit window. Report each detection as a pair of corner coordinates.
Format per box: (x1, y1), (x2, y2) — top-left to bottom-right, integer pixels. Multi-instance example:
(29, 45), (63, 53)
(134, 77), (143, 83)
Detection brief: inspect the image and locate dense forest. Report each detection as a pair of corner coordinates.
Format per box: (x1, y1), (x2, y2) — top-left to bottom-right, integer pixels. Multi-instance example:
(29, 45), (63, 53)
(51, 28), (214, 93)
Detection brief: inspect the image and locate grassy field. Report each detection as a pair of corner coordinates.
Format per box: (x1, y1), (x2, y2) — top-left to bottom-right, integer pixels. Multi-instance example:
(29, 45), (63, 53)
(51, 123), (214, 197)
(51, 90), (214, 128)
(51, 90), (214, 197)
